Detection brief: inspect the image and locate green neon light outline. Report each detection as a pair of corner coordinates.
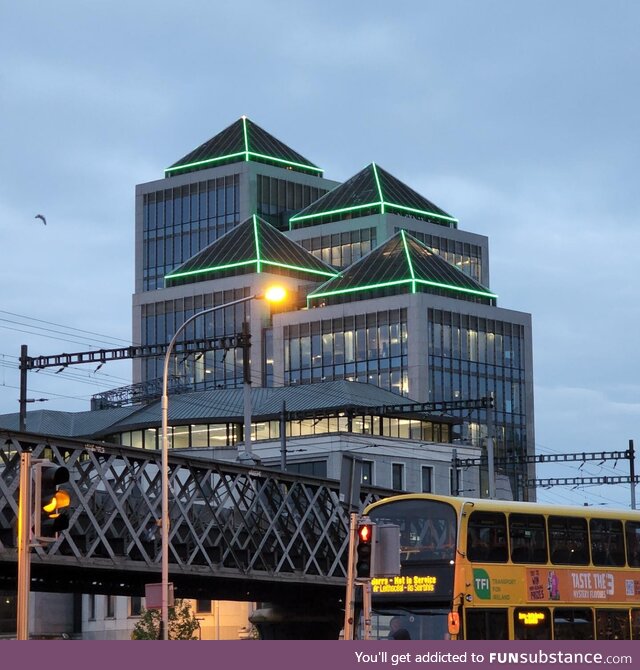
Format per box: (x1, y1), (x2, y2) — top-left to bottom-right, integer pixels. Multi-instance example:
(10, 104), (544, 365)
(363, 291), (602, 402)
(384, 202), (457, 223)
(165, 257), (337, 282)
(165, 151), (247, 173)
(307, 276), (497, 304)
(307, 279), (412, 303)
(246, 151), (322, 173)
(253, 214), (262, 273)
(165, 151), (323, 175)
(260, 259), (338, 277)
(371, 163), (385, 214)
(290, 199), (457, 226)
(165, 259), (256, 280)
(242, 116), (250, 162)
(413, 278), (497, 298)
(290, 201), (383, 223)
(400, 229), (417, 294)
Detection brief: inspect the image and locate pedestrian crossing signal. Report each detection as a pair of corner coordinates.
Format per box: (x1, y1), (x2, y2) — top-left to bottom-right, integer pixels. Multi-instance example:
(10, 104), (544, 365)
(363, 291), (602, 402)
(356, 521), (376, 579)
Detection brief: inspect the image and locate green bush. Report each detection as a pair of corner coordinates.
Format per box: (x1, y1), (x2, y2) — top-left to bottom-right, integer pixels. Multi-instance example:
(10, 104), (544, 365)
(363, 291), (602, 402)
(131, 599), (199, 640)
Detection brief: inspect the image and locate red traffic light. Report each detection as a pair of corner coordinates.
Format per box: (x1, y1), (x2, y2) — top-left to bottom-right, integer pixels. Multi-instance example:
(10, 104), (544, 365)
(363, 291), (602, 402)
(356, 521), (376, 579)
(358, 524), (373, 543)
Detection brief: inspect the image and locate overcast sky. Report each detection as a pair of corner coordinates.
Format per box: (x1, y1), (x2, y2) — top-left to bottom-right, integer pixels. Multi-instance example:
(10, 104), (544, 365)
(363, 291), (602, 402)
(1, 1), (638, 508)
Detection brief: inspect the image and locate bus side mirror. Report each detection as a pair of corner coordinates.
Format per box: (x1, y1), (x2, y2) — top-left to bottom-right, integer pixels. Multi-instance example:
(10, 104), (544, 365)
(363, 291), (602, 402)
(448, 611), (460, 636)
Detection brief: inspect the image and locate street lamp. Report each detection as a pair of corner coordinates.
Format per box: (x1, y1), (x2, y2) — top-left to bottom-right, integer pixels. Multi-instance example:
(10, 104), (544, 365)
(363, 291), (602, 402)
(160, 288), (285, 640)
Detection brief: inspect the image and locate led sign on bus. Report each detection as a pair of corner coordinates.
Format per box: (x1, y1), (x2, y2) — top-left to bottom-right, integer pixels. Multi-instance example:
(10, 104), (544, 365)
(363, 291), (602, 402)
(518, 611), (546, 626)
(372, 575), (438, 594)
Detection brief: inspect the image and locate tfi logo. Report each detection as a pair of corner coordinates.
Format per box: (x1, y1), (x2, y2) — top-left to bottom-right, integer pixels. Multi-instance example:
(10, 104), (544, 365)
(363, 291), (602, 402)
(473, 568), (491, 600)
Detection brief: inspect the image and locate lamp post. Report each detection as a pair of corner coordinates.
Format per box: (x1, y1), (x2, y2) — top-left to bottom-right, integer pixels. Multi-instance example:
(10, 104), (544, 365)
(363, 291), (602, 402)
(160, 287), (285, 639)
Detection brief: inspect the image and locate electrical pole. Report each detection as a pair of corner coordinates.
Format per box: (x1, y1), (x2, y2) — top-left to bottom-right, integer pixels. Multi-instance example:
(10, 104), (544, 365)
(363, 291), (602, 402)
(486, 392), (496, 499)
(241, 320), (254, 461)
(451, 449), (459, 496)
(16, 451), (32, 640)
(280, 400), (287, 471)
(630, 440), (636, 510)
(19, 345), (28, 432)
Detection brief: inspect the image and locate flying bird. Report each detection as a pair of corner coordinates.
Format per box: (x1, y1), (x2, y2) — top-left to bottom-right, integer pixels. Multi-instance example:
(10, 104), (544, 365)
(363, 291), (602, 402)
(35, 214), (47, 225)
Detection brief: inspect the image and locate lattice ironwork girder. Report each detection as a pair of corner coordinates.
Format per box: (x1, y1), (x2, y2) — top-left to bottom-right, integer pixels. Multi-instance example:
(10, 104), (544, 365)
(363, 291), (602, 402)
(529, 475), (640, 487)
(284, 397), (493, 422)
(23, 333), (249, 370)
(456, 449), (632, 468)
(1, 430), (387, 591)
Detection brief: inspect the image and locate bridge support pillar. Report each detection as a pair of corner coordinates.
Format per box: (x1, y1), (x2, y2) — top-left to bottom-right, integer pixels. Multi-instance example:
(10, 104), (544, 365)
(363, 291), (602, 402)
(250, 604), (342, 640)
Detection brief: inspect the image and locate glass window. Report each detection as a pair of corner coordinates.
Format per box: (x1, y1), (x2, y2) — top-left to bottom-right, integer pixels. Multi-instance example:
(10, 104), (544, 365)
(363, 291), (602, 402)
(421, 466), (433, 493)
(368, 608), (449, 641)
(286, 461), (327, 478)
(514, 608), (551, 640)
(190, 424), (209, 447)
(626, 521), (640, 567)
(392, 463), (405, 491)
(106, 595), (115, 619)
(196, 599), (212, 614)
(467, 511), (508, 562)
(509, 514), (547, 563)
(595, 610), (631, 640)
(465, 609), (508, 640)
(590, 518), (625, 566)
(209, 424), (229, 448)
(549, 516), (589, 565)
(362, 460), (373, 486)
(553, 608), (594, 640)
(632, 609), (640, 639)
(129, 596), (143, 617)
(88, 594), (96, 620)
(172, 425), (190, 449)
(144, 428), (157, 450)
(368, 498), (457, 565)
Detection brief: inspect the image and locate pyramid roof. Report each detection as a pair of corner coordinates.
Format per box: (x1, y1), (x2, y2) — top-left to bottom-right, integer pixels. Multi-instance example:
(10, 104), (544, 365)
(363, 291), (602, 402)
(289, 163), (457, 228)
(165, 215), (338, 286)
(165, 116), (323, 176)
(307, 230), (496, 305)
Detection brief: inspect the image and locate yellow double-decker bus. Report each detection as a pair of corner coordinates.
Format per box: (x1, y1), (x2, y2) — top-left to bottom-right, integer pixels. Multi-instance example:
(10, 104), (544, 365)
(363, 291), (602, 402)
(355, 493), (640, 640)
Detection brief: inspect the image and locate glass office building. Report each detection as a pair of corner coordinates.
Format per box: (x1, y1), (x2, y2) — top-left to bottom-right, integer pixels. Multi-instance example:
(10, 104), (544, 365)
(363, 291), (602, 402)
(132, 117), (534, 499)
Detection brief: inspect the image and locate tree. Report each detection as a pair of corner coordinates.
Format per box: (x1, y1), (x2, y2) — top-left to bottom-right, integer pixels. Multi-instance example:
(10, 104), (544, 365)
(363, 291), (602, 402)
(131, 599), (199, 640)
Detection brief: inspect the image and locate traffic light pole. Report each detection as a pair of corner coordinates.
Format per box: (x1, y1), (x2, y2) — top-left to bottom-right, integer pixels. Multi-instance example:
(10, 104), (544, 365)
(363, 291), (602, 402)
(343, 513), (358, 640)
(361, 581), (373, 640)
(17, 451), (32, 640)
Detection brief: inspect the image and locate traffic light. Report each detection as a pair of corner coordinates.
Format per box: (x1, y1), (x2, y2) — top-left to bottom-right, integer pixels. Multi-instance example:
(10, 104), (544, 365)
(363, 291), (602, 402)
(34, 463), (70, 541)
(355, 519), (376, 579)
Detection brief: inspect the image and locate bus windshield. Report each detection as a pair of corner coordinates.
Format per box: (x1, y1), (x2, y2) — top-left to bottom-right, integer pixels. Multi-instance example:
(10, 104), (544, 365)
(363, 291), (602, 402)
(361, 606), (451, 640)
(368, 498), (457, 564)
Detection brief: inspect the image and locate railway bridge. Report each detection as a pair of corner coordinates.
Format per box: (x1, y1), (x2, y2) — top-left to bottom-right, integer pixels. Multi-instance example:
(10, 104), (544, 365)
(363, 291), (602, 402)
(0, 430), (387, 637)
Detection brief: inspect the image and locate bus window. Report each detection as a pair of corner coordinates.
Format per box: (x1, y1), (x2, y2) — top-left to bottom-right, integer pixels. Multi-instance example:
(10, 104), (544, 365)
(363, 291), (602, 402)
(549, 516), (589, 565)
(625, 521), (640, 567)
(368, 608), (450, 641)
(467, 511), (508, 563)
(509, 514), (547, 563)
(590, 519), (625, 567)
(368, 498), (457, 564)
(553, 608), (594, 640)
(632, 610), (640, 639)
(595, 610), (631, 640)
(466, 609), (508, 640)
(514, 608), (551, 640)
